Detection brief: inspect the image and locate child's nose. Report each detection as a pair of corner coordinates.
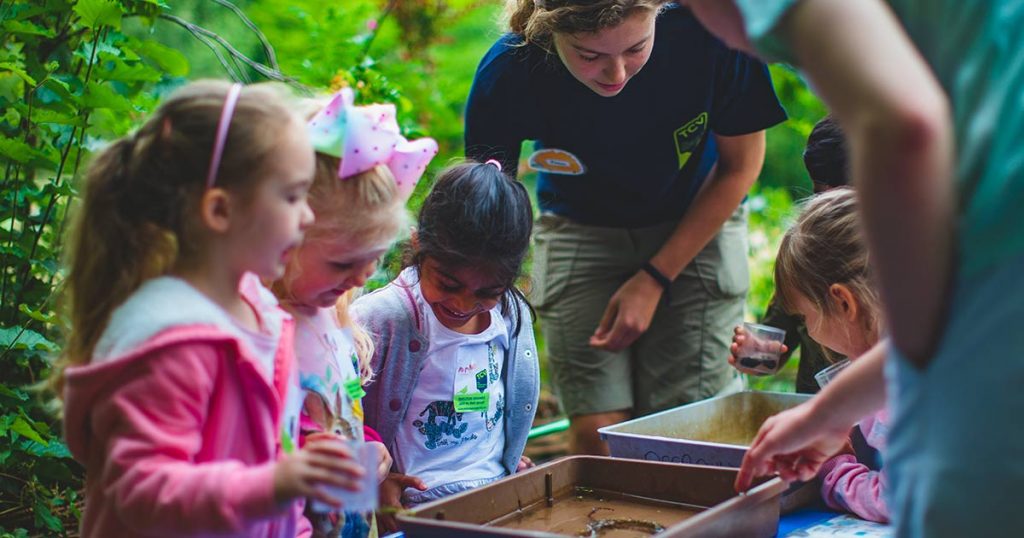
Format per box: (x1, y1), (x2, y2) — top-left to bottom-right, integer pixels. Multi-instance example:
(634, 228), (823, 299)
(349, 260), (377, 288)
(454, 293), (480, 313)
(299, 200), (315, 229)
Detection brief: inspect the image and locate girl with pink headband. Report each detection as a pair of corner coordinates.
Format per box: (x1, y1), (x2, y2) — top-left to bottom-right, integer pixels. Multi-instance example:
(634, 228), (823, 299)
(56, 80), (365, 537)
(271, 88), (438, 538)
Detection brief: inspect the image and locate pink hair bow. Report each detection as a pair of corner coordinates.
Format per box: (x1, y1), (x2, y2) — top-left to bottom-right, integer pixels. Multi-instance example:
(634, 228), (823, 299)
(308, 88), (438, 198)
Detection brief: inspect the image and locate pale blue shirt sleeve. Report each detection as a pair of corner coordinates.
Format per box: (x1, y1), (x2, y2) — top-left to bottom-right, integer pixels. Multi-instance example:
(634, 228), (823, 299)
(734, 0), (801, 63)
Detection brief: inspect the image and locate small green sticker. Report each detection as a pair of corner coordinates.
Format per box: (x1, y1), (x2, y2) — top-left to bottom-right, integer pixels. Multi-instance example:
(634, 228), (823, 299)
(475, 370), (488, 392)
(281, 430), (295, 454)
(454, 392), (489, 412)
(344, 377), (366, 400)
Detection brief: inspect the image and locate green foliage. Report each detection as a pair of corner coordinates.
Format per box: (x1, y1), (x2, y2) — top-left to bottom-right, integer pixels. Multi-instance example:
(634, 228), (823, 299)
(0, 0), (189, 533)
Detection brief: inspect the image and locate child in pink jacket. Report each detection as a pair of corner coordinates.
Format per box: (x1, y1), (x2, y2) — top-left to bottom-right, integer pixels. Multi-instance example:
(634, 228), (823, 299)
(56, 81), (364, 537)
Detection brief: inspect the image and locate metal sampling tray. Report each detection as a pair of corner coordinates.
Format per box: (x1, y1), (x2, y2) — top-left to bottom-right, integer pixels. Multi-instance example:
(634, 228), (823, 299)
(598, 391), (811, 468)
(397, 456), (785, 537)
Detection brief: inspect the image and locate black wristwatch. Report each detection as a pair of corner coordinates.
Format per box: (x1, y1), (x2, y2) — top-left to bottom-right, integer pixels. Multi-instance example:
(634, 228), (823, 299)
(640, 261), (672, 304)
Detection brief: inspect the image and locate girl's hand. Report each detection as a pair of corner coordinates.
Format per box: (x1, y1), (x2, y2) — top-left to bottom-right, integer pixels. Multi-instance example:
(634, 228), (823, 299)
(729, 325), (788, 375)
(590, 272), (662, 351)
(369, 441), (392, 483)
(378, 472), (427, 533)
(272, 437), (365, 508)
(516, 455), (535, 472)
(734, 400), (851, 492)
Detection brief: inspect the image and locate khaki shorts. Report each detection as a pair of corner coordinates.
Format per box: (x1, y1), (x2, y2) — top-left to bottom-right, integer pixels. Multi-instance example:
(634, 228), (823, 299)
(531, 206), (748, 417)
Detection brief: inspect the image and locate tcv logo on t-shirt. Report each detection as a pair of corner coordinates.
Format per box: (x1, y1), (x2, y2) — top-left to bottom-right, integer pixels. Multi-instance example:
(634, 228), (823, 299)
(674, 112), (708, 170)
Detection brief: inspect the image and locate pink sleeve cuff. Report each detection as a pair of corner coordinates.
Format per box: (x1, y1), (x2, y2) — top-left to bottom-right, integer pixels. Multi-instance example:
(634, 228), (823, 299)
(363, 425), (383, 443)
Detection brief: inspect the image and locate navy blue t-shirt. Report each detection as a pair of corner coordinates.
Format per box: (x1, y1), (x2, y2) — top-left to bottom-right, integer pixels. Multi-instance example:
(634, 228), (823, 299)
(465, 5), (787, 228)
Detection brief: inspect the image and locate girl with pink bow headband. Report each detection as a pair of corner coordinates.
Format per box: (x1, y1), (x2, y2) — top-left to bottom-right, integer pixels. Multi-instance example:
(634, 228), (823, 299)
(307, 87), (438, 197)
(273, 88), (438, 538)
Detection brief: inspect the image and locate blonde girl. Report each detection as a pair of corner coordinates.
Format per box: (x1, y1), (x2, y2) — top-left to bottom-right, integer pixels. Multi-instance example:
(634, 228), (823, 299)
(57, 81), (363, 538)
(773, 188), (889, 523)
(274, 88), (438, 538)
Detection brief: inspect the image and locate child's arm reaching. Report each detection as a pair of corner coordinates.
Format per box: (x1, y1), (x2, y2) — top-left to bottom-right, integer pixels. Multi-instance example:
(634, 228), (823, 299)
(98, 344), (362, 534)
(820, 454), (889, 523)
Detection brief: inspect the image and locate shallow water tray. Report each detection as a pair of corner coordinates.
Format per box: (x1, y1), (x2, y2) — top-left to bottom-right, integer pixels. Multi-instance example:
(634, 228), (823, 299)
(598, 391), (811, 468)
(397, 456), (785, 537)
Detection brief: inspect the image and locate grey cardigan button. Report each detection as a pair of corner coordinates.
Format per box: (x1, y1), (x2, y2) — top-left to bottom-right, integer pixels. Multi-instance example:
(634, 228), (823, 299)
(409, 340), (421, 352)
(389, 399), (402, 412)
(525, 403), (533, 411)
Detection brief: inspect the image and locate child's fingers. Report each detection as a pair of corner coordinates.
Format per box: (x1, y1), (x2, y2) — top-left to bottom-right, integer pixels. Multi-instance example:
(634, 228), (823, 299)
(307, 486), (344, 509)
(391, 473), (428, 491)
(306, 452), (366, 480)
(305, 431), (343, 445)
(305, 439), (356, 460)
(308, 466), (363, 491)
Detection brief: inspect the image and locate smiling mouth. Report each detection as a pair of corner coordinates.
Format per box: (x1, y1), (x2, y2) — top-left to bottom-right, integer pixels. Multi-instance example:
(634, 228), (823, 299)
(438, 303), (474, 321)
(597, 81), (625, 91)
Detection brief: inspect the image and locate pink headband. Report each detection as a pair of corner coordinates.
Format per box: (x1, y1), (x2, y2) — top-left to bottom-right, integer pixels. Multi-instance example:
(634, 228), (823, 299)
(307, 88), (438, 199)
(205, 83), (243, 189)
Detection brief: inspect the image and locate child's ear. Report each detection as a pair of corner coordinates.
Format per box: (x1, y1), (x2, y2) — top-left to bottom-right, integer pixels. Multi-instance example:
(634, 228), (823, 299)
(829, 283), (859, 322)
(199, 188), (234, 233)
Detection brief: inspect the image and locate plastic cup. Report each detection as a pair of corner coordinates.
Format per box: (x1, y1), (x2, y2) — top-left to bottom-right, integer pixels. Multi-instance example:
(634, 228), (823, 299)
(814, 358), (852, 389)
(310, 440), (379, 514)
(736, 322), (787, 374)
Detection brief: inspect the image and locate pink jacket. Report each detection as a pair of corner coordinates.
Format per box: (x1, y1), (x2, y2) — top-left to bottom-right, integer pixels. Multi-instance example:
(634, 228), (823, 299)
(820, 409), (890, 523)
(64, 276), (304, 537)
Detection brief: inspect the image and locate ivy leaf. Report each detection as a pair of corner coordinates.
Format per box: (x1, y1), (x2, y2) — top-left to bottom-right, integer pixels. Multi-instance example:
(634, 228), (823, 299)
(12, 416), (48, 446)
(19, 438), (71, 459)
(132, 40), (189, 77)
(3, 106), (20, 126)
(73, 0), (123, 30)
(18, 304), (59, 325)
(97, 57), (162, 83)
(0, 135), (41, 163)
(34, 499), (63, 533)
(37, 77), (76, 104)
(0, 62), (37, 86)
(81, 81), (132, 112)
(28, 107), (85, 127)
(0, 384), (30, 402)
(3, 20), (57, 38)
(0, 326), (59, 352)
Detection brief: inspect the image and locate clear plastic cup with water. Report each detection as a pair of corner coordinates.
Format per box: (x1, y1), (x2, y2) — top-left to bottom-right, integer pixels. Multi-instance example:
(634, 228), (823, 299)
(310, 440), (379, 514)
(737, 322), (787, 374)
(814, 358), (852, 389)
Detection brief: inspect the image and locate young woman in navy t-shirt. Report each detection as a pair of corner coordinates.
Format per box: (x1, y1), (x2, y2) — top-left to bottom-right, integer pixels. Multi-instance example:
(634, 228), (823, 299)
(465, 0), (786, 454)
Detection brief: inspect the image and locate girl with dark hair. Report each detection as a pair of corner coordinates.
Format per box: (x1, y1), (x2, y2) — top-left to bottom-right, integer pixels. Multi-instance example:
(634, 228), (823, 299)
(466, 0), (787, 454)
(352, 161), (539, 522)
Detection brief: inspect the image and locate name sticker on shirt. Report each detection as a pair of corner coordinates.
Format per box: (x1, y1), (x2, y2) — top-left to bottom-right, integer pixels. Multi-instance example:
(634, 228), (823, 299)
(344, 377), (366, 401)
(454, 391), (490, 412)
(528, 148), (586, 176)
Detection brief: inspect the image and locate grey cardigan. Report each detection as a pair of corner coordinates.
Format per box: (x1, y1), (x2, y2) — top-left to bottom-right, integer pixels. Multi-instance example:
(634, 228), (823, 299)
(351, 277), (540, 480)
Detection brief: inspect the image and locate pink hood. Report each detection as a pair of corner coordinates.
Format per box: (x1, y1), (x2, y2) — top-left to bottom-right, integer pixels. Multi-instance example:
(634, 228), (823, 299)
(63, 276), (301, 537)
